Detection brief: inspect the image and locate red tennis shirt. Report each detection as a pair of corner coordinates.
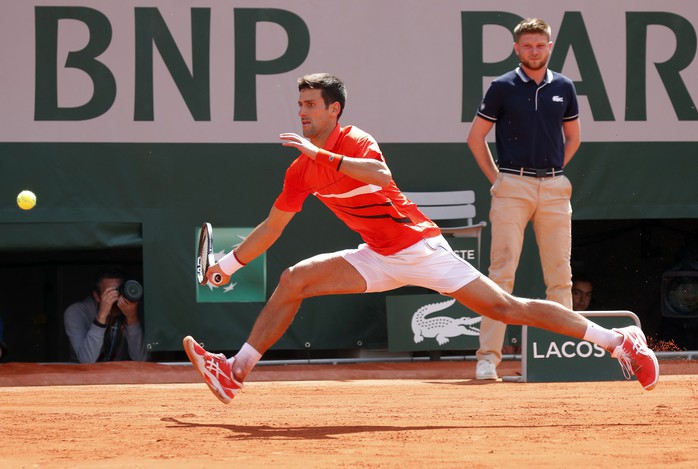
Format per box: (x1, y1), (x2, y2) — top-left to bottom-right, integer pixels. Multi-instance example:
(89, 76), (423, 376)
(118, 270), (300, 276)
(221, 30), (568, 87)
(274, 124), (441, 256)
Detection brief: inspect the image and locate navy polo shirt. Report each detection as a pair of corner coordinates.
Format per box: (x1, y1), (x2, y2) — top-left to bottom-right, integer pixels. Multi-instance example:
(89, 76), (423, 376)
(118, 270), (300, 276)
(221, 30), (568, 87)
(476, 67), (579, 170)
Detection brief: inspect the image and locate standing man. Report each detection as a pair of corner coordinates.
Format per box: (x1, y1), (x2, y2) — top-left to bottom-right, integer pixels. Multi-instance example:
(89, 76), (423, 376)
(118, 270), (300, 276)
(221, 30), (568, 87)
(183, 73), (658, 405)
(467, 18), (581, 380)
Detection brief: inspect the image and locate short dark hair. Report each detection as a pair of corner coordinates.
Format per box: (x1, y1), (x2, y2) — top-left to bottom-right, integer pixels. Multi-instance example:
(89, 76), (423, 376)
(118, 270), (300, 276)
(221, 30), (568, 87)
(297, 73), (347, 119)
(514, 18), (552, 42)
(93, 266), (126, 293)
(572, 272), (593, 287)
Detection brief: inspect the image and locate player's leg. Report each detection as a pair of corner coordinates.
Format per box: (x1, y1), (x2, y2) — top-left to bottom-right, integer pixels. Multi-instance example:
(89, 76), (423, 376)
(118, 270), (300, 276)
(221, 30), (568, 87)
(452, 275), (587, 337)
(244, 252), (367, 360)
(450, 276), (659, 390)
(185, 252), (368, 403)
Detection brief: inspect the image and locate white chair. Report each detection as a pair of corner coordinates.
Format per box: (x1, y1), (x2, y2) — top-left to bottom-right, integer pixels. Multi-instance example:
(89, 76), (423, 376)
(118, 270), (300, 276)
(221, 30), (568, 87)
(403, 190), (488, 239)
(404, 189), (488, 267)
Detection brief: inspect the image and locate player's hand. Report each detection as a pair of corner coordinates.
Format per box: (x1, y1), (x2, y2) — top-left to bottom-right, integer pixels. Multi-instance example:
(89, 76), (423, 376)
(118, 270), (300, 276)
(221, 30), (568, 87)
(280, 133), (319, 159)
(206, 263), (231, 287)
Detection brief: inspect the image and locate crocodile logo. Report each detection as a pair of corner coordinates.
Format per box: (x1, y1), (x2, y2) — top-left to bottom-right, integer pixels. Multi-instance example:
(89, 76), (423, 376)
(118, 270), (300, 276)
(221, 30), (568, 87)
(411, 298), (481, 345)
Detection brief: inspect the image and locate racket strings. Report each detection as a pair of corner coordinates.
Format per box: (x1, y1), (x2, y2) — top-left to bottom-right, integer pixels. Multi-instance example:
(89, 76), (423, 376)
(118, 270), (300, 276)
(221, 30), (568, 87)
(197, 227), (212, 284)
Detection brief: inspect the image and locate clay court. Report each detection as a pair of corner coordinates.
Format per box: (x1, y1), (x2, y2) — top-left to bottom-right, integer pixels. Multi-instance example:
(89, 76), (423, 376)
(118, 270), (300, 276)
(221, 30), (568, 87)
(1, 359), (697, 468)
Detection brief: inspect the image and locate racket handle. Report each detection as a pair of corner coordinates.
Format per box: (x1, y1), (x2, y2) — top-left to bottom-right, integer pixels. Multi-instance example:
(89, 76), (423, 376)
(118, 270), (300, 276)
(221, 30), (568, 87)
(211, 273), (223, 285)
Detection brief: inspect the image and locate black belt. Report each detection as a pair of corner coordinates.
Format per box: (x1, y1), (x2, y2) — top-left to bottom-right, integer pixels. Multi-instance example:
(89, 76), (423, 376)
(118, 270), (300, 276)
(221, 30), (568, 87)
(499, 166), (563, 178)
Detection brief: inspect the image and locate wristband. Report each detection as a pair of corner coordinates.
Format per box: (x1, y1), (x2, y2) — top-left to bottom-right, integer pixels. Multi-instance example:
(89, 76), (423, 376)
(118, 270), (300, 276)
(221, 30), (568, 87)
(315, 149), (343, 171)
(93, 319), (107, 328)
(218, 250), (246, 275)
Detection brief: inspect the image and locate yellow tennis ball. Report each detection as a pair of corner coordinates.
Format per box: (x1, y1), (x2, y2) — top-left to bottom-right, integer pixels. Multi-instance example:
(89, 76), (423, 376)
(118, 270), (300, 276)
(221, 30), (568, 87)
(17, 190), (37, 210)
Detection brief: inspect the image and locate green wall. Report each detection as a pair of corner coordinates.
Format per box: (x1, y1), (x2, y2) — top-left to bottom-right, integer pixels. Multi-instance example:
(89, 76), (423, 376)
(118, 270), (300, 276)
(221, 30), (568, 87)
(2, 141), (696, 353)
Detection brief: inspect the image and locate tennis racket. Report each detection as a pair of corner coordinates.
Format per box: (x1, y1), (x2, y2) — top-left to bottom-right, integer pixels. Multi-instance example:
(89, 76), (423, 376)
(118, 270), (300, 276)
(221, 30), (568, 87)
(197, 222), (223, 286)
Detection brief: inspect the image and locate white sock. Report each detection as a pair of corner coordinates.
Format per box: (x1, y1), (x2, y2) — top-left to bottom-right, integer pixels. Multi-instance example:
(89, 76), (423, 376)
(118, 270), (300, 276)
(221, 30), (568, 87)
(583, 322), (623, 352)
(229, 343), (262, 380)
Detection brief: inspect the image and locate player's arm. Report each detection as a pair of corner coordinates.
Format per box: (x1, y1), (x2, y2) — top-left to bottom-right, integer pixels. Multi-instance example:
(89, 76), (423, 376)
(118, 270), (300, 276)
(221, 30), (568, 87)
(206, 206), (295, 282)
(466, 116), (498, 184)
(280, 133), (392, 188)
(562, 118), (581, 167)
(235, 206), (295, 263)
(330, 153), (391, 187)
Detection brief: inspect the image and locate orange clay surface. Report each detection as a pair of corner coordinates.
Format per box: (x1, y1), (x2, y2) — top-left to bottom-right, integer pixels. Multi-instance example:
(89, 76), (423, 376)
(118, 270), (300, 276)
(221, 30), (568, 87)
(1, 359), (697, 468)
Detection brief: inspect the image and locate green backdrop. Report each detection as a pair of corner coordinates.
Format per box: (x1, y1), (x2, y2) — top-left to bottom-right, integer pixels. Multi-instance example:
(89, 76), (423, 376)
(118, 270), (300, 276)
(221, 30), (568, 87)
(2, 141), (697, 353)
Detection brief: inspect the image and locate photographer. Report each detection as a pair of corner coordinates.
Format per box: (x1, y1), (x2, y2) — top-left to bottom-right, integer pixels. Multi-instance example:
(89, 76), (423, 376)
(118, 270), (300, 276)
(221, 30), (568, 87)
(64, 267), (148, 363)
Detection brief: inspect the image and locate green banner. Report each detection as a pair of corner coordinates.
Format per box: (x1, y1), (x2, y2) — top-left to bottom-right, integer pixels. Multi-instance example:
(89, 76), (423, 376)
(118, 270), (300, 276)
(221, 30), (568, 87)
(522, 312), (640, 383)
(195, 226), (266, 303)
(387, 294), (482, 352)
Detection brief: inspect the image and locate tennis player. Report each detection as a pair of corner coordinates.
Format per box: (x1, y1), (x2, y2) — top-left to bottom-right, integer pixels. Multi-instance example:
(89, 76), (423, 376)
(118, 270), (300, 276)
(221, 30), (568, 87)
(184, 73), (658, 404)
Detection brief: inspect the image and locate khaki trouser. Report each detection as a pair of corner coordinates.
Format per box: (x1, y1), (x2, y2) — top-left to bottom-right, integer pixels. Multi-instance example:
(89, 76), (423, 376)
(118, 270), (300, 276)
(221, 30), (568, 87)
(476, 172), (574, 366)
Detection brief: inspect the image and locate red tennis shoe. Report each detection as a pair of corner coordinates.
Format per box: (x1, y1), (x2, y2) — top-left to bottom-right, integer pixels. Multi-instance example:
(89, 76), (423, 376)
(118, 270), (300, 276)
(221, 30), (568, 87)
(611, 326), (659, 391)
(183, 336), (242, 404)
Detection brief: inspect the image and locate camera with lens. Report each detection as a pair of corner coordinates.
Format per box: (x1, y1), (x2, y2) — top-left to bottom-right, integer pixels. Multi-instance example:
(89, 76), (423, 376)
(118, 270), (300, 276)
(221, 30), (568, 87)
(118, 279), (143, 301)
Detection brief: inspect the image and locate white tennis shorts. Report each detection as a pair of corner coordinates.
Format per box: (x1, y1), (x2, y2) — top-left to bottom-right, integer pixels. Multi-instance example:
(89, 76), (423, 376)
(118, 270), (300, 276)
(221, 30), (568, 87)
(340, 235), (481, 294)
